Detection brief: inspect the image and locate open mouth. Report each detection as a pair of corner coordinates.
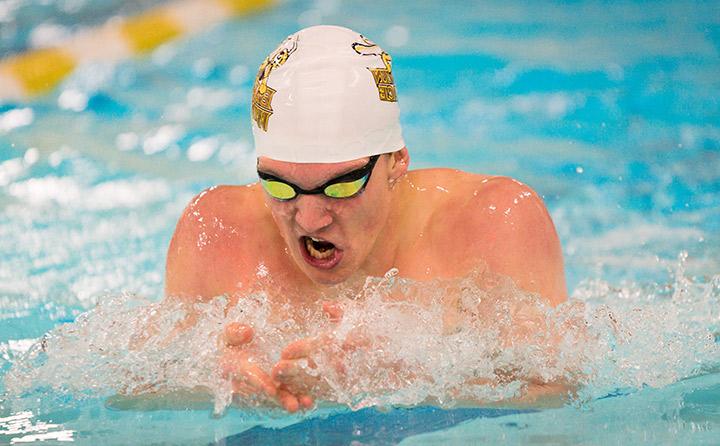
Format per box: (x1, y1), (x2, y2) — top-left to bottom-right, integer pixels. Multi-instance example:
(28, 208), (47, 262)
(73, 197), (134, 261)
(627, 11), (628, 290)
(300, 236), (342, 269)
(305, 236), (335, 259)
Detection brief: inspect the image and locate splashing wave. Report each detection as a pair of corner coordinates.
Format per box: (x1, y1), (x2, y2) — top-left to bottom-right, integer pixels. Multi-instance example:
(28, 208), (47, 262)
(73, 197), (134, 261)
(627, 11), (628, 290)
(3, 256), (719, 416)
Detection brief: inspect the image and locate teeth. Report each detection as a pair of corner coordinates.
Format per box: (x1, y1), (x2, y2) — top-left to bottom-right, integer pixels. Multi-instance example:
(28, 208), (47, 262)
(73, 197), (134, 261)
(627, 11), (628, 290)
(305, 237), (335, 260)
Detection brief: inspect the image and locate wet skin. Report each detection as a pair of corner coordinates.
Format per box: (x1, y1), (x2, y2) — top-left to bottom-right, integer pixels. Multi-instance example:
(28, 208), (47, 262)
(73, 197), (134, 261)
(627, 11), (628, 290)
(165, 149), (568, 411)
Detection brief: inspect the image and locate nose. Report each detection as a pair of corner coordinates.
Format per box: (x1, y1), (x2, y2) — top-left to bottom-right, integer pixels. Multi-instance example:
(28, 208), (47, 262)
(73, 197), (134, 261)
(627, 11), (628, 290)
(294, 195), (333, 234)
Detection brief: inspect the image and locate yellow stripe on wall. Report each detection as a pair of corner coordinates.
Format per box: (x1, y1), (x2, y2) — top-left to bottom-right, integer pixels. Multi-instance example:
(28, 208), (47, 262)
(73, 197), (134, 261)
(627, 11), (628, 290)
(121, 10), (183, 53)
(5, 48), (77, 95)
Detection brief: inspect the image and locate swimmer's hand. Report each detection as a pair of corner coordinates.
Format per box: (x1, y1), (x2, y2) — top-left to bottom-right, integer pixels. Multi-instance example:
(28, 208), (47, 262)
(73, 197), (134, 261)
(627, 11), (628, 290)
(220, 322), (313, 413)
(271, 302), (372, 398)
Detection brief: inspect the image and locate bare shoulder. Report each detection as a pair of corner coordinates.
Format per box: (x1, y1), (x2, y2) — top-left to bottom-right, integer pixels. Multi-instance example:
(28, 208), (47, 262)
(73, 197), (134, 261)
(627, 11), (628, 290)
(467, 175), (548, 220)
(424, 172), (567, 305)
(165, 184), (270, 300)
(170, 184), (264, 251)
(426, 172), (550, 244)
(406, 169), (543, 219)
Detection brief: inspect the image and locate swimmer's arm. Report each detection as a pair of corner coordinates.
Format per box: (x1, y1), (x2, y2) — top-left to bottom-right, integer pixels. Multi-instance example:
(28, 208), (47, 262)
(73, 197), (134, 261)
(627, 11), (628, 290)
(438, 379), (575, 410)
(165, 186), (260, 301)
(165, 191), (214, 300)
(493, 380), (576, 409)
(459, 176), (568, 306)
(164, 191), (224, 300)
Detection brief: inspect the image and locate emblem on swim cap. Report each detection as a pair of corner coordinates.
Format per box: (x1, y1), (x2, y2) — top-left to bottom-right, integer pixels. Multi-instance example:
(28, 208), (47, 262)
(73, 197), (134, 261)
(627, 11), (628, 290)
(352, 36), (397, 103)
(252, 25), (405, 163)
(252, 34), (299, 132)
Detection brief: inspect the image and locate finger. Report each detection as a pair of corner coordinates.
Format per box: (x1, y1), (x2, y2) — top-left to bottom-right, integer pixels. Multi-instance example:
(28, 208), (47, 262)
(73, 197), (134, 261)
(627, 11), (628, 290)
(322, 301), (344, 323)
(277, 387), (300, 413)
(224, 323), (254, 347)
(272, 359), (306, 383)
(281, 338), (317, 360)
(299, 394), (314, 410)
(231, 380), (255, 396)
(222, 352), (277, 397)
(341, 330), (372, 351)
(240, 363), (278, 397)
(271, 360), (291, 382)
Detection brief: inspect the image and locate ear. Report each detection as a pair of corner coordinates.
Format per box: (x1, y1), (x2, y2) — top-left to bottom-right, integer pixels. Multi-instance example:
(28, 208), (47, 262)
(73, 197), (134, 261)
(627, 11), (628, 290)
(387, 147), (409, 181)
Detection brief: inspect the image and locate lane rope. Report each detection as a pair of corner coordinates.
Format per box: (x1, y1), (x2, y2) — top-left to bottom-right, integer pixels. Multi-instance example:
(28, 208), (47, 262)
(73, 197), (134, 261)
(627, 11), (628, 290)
(0, 0), (272, 101)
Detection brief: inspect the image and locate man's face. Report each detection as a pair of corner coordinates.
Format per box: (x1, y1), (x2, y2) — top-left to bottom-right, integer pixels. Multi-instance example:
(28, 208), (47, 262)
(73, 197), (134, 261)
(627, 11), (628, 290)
(257, 155), (395, 285)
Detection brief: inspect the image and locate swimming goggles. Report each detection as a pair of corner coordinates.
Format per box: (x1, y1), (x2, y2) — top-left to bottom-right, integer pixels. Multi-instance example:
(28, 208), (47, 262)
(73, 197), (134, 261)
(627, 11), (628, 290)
(257, 155), (381, 200)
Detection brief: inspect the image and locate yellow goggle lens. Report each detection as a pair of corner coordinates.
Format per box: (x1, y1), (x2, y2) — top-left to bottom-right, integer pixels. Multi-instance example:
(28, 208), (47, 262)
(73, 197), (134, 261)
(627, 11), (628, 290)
(324, 176), (368, 198)
(261, 179), (296, 200)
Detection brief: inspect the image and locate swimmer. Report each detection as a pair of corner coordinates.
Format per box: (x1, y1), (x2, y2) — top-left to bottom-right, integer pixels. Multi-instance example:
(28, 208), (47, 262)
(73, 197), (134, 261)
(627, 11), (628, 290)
(165, 26), (568, 412)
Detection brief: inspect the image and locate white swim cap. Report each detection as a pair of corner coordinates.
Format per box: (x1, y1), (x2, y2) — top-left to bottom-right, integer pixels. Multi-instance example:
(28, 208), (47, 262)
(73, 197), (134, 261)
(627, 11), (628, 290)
(251, 25), (405, 163)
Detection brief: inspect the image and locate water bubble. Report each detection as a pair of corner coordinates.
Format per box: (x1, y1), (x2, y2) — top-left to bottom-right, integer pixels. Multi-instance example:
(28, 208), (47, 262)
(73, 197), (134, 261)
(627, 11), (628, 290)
(187, 137), (219, 162)
(29, 23), (70, 48)
(0, 108), (34, 133)
(23, 148), (39, 165)
(58, 89), (89, 112)
(0, 158), (24, 187)
(142, 125), (184, 155)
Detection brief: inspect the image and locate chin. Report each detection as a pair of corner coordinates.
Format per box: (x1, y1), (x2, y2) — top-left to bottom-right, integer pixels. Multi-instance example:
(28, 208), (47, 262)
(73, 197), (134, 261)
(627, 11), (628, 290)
(304, 268), (351, 286)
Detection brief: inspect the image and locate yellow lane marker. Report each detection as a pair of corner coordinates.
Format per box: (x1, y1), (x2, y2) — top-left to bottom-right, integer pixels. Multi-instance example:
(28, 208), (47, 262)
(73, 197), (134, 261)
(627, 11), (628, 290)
(3, 48), (77, 96)
(121, 11), (184, 54)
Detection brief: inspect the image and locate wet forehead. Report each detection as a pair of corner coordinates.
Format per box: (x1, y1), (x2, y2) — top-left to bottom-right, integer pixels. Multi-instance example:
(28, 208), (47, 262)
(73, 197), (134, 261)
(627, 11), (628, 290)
(257, 156), (370, 188)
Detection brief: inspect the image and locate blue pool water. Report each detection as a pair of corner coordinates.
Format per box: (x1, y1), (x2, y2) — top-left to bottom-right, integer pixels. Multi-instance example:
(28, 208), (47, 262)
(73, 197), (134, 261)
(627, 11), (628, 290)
(1, 0), (720, 444)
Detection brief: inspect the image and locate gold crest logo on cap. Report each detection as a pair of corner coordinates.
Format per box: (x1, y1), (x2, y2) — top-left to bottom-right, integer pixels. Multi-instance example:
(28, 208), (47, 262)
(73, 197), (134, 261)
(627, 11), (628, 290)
(252, 35), (299, 132)
(352, 36), (397, 102)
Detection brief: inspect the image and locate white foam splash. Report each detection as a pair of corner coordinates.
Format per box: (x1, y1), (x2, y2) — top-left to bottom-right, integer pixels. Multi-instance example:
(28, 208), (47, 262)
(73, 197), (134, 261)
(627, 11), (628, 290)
(3, 256), (719, 416)
(0, 410), (74, 443)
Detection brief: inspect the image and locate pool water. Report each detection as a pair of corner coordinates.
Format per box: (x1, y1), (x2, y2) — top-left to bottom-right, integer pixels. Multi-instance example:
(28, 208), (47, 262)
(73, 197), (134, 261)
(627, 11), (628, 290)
(1, 0), (720, 444)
